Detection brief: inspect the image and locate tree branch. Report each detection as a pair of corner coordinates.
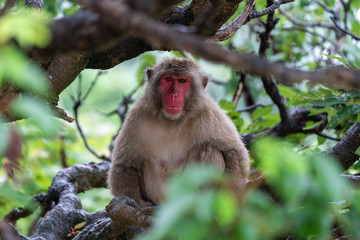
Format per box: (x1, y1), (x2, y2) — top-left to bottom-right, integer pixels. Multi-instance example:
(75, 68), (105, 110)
(209, 0), (256, 42)
(278, 8), (334, 29)
(25, 0), (43, 8)
(0, 0), (16, 16)
(84, 0), (360, 89)
(249, 0), (295, 19)
(330, 16), (360, 41)
(258, 0), (290, 125)
(328, 123), (360, 170)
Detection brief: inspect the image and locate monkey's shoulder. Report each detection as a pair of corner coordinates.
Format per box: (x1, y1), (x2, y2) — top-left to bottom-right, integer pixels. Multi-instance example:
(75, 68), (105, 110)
(194, 96), (239, 134)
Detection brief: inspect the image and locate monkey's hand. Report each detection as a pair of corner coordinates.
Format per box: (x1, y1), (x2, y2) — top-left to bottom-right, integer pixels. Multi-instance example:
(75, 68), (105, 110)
(106, 195), (155, 227)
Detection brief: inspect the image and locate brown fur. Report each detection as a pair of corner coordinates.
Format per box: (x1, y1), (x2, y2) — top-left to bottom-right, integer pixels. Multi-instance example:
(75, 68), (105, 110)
(108, 58), (250, 207)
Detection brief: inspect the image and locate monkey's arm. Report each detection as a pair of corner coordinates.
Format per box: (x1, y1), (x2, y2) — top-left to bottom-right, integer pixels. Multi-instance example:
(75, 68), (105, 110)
(186, 144), (225, 170)
(222, 148), (250, 190)
(187, 143), (250, 191)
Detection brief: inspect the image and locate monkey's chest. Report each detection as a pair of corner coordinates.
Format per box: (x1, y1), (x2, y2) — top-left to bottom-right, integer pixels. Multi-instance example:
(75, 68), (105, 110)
(149, 137), (188, 175)
(139, 122), (191, 176)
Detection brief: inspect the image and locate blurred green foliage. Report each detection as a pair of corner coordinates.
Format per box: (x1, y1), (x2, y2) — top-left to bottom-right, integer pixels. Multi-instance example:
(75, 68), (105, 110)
(139, 138), (360, 240)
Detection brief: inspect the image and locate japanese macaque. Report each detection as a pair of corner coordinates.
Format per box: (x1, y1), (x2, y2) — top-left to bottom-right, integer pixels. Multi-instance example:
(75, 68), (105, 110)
(108, 58), (250, 207)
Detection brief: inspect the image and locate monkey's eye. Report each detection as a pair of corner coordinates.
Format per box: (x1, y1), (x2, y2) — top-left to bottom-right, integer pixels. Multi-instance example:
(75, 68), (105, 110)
(178, 79), (186, 83)
(165, 76), (173, 82)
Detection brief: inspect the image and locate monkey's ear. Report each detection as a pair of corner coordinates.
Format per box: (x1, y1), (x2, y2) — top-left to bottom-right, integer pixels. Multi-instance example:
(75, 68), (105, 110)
(202, 75), (209, 88)
(146, 68), (154, 81)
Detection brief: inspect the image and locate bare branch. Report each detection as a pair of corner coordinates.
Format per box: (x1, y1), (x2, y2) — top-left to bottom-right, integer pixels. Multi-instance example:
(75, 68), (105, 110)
(237, 104), (272, 112)
(72, 73), (111, 162)
(282, 27), (337, 46)
(314, 0), (335, 14)
(249, 0), (295, 19)
(278, 8), (335, 29)
(210, 0), (256, 42)
(258, 0), (290, 125)
(316, 132), (341, 141)
(331, 16), (360, 41)
(232, 72), (246, 105)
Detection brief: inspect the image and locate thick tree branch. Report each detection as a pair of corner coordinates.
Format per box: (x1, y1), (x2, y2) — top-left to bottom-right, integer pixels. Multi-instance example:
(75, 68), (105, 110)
(0, 0), (16, 16)
(328, 123), (360, 170)
(342, 174), (360, 187)
(3, 159), (157, 239)
(84, 0), (360, 89)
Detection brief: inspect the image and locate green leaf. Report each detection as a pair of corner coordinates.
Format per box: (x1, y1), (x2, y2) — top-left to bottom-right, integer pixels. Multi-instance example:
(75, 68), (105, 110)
(253, 138), (311, 203)
(0, 119), (10, 157)
(328, 104), (360, 127)
(303, 120), (325, 130)
(355, 147), (360, 156)
(219, 99), (236, 112)
(0, 10), (51, 48)
(252, 106), (272, 120)
(214, 190), (237, 226)
(306, 97), (347, 107)
(74, 222), (86, 230)
(0, 46), (49, 94)
(0, 184), (33, 205)
(321, 54), (355, 68)
(11, 95), (58, 136)
(137, 53), (156, 84)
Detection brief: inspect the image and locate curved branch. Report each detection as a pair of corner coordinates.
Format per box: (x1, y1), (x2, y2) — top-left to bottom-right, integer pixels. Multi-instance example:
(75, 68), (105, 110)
(84, 0), (360, 88)
(330, 16), (360, 41)
(328, 123), (360, 170)
(249, 0), (294, 19)
(209, 0), (256, 42)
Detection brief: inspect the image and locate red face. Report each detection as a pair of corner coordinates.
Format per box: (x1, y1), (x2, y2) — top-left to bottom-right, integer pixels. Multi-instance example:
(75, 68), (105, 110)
(160, 74), (192, 115)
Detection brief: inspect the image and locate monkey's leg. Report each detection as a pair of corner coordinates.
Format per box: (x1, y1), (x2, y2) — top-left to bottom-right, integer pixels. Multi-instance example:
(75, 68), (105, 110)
(108, 164), (153, 207)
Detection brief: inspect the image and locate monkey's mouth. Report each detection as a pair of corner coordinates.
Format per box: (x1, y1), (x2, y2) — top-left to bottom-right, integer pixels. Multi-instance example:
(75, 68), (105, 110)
(163, 106), (183, 115)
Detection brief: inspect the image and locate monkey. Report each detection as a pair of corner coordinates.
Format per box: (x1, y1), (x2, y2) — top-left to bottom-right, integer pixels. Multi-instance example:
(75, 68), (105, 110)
(108, 58), (250, 207)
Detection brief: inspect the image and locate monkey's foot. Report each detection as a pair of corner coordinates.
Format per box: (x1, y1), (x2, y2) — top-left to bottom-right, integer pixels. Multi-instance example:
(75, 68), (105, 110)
(106, 195), (155, 227)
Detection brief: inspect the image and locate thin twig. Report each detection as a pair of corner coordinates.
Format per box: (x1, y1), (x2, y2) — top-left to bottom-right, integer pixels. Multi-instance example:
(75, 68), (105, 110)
(72, 72), (111, 161)
(237, 104), (272, 112)
(259, 0), (290, 123)
(232, 72), (246, 105)
(249, 0), (295, 19)
(314, 0), (335, 14)
(209, 0), (256, 42)
(282, 27), (337, 46)
(278, 8), (335, 30)
(330, 16), (360, 41)
(316, 132), (341, 141)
